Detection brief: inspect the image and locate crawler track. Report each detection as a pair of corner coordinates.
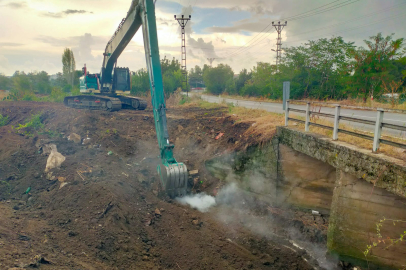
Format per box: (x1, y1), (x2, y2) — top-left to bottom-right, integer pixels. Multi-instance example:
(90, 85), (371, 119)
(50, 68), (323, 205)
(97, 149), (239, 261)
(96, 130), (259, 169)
(63, 95), (147, 111)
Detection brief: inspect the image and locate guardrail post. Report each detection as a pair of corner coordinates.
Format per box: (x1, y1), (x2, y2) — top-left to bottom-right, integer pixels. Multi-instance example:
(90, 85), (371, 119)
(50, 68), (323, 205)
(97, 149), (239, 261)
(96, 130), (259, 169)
(285, 100), (290, 126)
(333, 105), (340, 140)
(305, 102), (310, 132)
(373, 109), (384, 152)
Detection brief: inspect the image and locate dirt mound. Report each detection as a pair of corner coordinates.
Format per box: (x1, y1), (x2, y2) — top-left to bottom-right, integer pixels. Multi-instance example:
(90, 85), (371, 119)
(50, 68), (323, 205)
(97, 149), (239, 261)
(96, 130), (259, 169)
(0, 101), (323, 269)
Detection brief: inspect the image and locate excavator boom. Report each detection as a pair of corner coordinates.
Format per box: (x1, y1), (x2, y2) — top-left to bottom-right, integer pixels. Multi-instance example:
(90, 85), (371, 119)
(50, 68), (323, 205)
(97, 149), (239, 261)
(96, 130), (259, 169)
(67, 0), (188, 197)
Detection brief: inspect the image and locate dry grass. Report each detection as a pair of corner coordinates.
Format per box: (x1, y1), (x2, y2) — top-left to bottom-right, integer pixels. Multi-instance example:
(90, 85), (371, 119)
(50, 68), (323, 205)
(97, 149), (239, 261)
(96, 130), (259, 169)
(179, 96), (406, 159)
(204, 92), (406, 111)
(230, 106), (284, 143)
(0, 91), (9, 100)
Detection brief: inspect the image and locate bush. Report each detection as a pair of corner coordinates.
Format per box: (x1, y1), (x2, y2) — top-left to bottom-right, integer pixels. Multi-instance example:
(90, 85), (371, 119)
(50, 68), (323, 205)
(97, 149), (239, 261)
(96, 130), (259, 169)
(0, 114), (9, 127)
(14, 113), (44, 136)
(179, 95), (191, 105)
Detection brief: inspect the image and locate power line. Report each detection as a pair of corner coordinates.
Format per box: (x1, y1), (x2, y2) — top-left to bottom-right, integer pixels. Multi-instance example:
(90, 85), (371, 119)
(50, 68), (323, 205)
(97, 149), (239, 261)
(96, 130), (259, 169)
(218, 0), (362, 59)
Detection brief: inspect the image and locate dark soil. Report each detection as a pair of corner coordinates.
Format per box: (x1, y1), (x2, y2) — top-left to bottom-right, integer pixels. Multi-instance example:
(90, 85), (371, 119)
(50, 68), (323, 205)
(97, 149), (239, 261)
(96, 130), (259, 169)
(0, 101), (337, 270)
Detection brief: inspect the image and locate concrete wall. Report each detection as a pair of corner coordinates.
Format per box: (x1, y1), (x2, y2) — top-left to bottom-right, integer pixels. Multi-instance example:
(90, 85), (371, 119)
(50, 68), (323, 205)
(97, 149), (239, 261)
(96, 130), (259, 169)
(277, 127), (406, 198)
(328, 170), (406, 269)
(279, 144), (336, 212)
(206, 127), (406, 269)
(278, 127), (406, 269)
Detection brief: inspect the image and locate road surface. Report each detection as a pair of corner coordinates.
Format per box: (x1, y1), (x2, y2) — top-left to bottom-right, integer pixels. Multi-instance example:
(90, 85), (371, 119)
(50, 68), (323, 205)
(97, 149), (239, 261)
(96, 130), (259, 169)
(190, 93), (406, 138)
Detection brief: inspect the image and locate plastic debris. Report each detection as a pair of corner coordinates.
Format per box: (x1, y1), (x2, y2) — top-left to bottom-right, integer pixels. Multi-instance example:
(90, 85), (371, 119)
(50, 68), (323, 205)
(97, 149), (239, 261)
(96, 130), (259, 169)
(215, 133), (224, 140)
(108, 151), (113, 156)
(25, 187), (31, 194)
(312, 210), (320, 216)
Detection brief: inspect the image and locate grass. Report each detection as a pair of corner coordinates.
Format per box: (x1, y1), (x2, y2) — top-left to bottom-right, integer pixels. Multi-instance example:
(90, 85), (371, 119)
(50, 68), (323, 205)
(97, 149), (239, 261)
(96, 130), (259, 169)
(290, 115), (406, 160)
(177, 96), (406, 160)
(0, 114), (9, 127)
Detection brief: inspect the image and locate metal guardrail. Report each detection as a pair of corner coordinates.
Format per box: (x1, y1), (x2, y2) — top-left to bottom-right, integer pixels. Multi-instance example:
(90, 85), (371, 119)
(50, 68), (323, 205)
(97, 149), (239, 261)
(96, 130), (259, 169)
(285, 100), (406, 151)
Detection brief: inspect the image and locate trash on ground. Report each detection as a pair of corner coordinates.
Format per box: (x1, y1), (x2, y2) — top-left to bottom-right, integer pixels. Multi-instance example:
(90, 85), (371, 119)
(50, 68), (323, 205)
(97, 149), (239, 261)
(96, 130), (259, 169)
(312, 210), (320, 216)
(215, 133), (224, 140)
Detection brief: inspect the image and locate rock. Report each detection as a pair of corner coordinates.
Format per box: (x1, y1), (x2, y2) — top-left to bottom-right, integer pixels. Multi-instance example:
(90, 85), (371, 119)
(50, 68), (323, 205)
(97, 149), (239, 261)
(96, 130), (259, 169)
(192, 219), (199, 225)
(189, 170), (199, 176)
(159, 208), (165, 212)
(59, 182), (69, 189)
(45, 147), (65, 173)
(177, 125), (184, 131)
(82, 137), (92, 145)
(46, 172), (56, 181)
(68, 133), (81, 144)
(68, 231), (77, 237)
(41, 143), (55, 155)
(18, 235), (30, 241)
(13, 205), (20, 210)
(58, 177), (66, 182)
(154, 208), (161, 216)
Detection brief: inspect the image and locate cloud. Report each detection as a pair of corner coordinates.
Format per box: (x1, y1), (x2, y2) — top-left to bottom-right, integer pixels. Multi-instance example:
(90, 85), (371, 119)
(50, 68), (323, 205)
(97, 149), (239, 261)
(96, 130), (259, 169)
(2, 1), (26, 9)
(0, 42), (24, 47)
(42, 9), (93, 19)
(206, 17), (275, 34)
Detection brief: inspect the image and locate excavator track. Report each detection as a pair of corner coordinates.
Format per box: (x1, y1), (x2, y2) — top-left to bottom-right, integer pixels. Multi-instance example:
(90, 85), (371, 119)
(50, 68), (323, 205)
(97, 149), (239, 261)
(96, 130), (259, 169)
(117, 96), (148, 110)
(64, 95), (148, 111)
(64, 95), (122, 111)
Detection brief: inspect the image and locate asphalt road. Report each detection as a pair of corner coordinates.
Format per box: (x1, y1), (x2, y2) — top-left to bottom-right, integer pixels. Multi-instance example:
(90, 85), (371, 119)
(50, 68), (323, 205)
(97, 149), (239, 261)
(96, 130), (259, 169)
(191, 93), (406, 138)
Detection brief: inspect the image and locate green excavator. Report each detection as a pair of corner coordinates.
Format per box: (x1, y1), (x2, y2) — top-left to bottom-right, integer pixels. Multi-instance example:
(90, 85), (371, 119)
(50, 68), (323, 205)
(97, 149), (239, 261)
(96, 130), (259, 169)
(64, 0), (188, 197)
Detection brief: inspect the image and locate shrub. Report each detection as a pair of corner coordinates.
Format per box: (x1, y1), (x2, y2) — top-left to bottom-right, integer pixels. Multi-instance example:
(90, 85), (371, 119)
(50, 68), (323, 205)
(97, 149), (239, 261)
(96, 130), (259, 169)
(0, 114), (9, 127)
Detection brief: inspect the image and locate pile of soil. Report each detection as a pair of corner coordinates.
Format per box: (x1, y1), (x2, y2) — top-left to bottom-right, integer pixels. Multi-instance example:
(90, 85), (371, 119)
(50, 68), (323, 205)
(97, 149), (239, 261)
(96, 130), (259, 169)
(0, 101), (336, 270)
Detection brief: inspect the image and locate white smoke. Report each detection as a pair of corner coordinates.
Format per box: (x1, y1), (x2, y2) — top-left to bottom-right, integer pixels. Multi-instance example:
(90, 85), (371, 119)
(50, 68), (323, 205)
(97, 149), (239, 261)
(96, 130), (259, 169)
(176, 193), (216, 212)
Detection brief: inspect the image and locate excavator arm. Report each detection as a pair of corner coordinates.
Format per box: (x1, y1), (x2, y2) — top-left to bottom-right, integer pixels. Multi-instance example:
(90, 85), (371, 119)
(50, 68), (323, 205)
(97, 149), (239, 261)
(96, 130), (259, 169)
(140, 0), (188, 197)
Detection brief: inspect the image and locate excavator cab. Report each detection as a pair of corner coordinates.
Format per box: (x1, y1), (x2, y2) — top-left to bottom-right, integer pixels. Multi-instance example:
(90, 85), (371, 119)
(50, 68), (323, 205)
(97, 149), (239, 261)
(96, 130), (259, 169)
(113, 67), (131, 92)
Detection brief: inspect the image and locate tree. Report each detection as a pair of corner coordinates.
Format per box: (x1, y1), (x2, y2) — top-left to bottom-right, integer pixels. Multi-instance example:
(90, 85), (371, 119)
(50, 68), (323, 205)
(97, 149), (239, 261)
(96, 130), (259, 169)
(62, 48), (76, 89)
(348, 33), (405, 101)
(0, 74), (11, 90)
(131, 69), (150, 96)
(203, 64), (234, 95)
(189, 65), (204, 88)
(234, 69), (252, 95)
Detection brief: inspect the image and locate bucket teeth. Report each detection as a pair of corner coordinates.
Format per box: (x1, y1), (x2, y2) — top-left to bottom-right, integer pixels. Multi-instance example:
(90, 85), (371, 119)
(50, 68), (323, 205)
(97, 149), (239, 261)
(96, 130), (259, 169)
(159, 163), (188, 198)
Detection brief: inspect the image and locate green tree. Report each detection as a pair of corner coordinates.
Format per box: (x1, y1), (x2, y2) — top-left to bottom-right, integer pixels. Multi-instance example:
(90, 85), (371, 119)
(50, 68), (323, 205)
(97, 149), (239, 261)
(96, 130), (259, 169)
(203, 64), (234, 95)
(348, 33), (405, 101)
(234, 68), (252, 95)
(189, 65), (204, 88)
(62, 48), (76, 89)
(0, 74), (11, 90)
(131, 69), (149, 96)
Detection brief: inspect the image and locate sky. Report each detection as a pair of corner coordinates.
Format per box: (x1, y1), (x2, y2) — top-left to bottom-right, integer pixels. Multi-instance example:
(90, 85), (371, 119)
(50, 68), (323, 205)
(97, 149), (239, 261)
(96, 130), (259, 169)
(0, 0), (405, 76)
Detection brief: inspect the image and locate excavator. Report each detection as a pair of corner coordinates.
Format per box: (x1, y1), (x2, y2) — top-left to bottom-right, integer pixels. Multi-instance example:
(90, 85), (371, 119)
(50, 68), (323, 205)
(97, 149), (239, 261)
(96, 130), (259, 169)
(65, 0), (188, 197)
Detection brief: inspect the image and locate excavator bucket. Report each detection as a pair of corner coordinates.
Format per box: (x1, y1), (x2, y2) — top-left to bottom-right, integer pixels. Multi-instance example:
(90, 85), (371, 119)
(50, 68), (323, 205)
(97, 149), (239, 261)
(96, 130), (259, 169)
(158, 163), (188, 198)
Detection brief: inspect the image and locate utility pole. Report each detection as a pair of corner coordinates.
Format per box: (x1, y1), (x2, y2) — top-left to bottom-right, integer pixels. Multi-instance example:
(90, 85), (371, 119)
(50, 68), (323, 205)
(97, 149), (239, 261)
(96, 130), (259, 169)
(272, 21), (287, 72)
(175, 14), (191, 96)
(207, 58), (216, 67)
